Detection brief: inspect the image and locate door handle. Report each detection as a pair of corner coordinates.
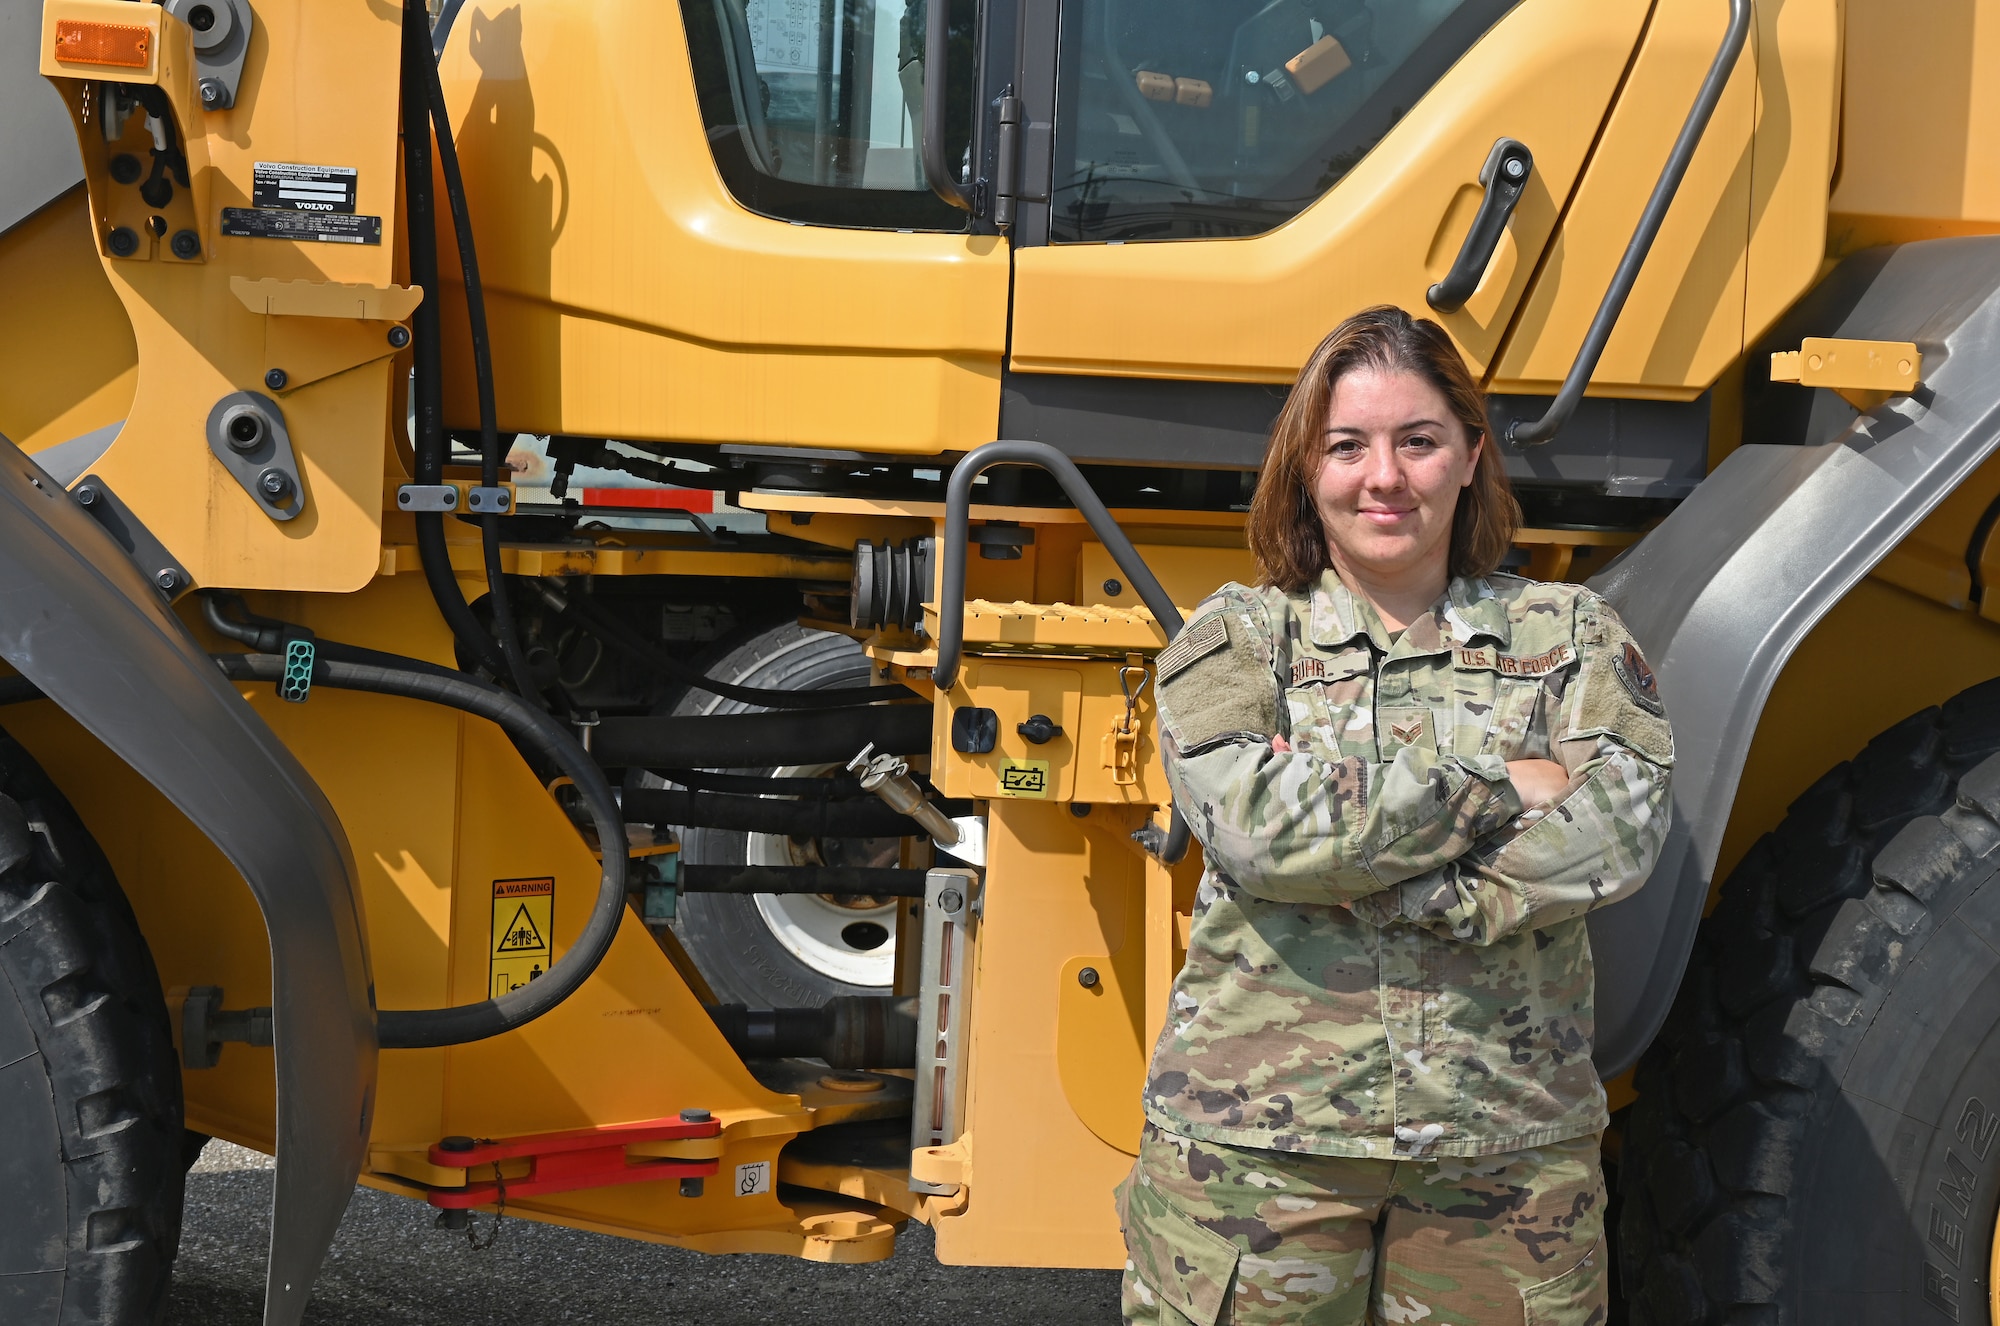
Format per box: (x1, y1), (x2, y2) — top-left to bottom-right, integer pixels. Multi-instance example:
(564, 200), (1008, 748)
(1425, 138), (1533, 314)
(921, 0), (973, 212)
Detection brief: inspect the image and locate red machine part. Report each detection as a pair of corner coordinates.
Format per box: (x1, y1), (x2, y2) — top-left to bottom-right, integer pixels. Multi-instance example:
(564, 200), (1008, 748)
(425, 1113), (723, 1209)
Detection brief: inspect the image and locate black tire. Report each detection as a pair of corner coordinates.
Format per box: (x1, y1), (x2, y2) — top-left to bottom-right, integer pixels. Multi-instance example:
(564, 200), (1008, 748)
(664, 623), (908, 1008)
(1620, 678), (2000, 1325)
(0, 727), (184, 1324)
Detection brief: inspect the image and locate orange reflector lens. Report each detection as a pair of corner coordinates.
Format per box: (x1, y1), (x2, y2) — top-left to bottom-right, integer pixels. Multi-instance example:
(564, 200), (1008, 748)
(53, 19), (151, 68)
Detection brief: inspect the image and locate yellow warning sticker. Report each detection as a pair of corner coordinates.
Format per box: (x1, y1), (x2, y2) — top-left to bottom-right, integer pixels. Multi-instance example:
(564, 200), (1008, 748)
(491, 877), (553, 999)
(997, 760), (1050, 798)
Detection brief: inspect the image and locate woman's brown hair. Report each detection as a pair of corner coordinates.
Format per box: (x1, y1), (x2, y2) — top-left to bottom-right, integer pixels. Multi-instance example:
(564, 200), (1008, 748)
(1246, 305), (1521, 592)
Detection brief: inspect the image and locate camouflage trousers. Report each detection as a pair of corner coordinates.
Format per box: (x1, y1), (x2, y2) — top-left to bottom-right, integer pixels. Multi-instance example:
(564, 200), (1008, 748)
(1117, 1123), (1605, 1326)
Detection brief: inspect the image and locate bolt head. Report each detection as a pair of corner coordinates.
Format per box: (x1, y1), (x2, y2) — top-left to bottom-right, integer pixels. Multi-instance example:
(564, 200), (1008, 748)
(1102, 578), (1122, 596)
(199, 78), (223, 105)
(1505, 156), (1526, 179)
(264, 368), (288, 391)
(75, 486), (98, 507)
(258, 468), (296, 502)
(155, 568), (180, 592)
(937, 887), (964, 915)
(387, 324), (412, 348)
(1077, 966), (1100, 989)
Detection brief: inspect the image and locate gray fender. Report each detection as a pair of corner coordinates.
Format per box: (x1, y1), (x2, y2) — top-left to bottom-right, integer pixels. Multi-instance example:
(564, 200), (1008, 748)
(1588, 236), (2000, 1075)
(0, 440), (374, 1326)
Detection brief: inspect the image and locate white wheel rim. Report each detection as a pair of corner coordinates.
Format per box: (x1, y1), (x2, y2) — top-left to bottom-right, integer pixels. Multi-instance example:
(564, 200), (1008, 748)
(745, 763), (899, 988)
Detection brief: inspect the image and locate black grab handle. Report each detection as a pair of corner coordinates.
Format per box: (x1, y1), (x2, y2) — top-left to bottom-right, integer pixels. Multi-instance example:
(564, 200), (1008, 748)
(1425, 138), (1533, 314)
(920, 0), (973, 212)
(930, 441), (1190, 864)
(932, 441), (1183, 689)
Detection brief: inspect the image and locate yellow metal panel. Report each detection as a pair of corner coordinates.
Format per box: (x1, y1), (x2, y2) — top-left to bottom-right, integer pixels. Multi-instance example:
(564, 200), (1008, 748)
(47, 0), (406, 592)
(1741, 0), (1841, 349)
(0, 186), (136, 455)
(934, 801), (1149, 1268)
(1083, 543), (1257, 616)
(1007, 0), (1649, 383)
(230, 277), (424, 320)
(1827, 0), (2000, 253)
(937, 661), (1086, 801)
(1492, 0), (1757, 394)
(432, 0), (1009, 451)
(1056, 946), (1147, 1155)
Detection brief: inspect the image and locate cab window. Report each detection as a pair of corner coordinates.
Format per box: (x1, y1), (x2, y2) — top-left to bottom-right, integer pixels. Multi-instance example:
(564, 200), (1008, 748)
(1050, 0), (1520, 242)
(681, 0), (976, 229)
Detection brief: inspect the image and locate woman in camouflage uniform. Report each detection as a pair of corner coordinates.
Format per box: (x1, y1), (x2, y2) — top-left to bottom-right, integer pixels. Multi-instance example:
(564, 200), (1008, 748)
(1119, 306), (1673, 1325)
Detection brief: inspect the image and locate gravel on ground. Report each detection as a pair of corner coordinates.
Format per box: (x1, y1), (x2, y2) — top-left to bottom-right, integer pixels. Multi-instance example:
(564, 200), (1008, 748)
(167, 1142), (1125, 1325)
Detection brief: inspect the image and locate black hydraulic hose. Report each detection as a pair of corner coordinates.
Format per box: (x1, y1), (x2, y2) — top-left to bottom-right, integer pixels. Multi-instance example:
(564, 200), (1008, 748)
(679, 865), (930, 897)
(1506, 0), (1752, 446)
(593, 706), (933, 770)
(202, 593), (464, 681)
(622, 786), (949, 838)
(546, 586), (912, 710)
(930, 440), (1191, 864)
(215, 652), (627, 1049)
(400, 1), (508, 679)
(414, 10), (540, 703)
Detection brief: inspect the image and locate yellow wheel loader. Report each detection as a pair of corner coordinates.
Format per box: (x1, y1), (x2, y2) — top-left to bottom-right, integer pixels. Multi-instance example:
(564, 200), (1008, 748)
(0, 0), (1996, 1320)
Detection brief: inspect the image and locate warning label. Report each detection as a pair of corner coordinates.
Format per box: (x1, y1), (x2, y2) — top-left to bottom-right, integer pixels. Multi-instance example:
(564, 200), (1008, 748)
(221, 207), (382, 245)
(735, 1161), (772, 1197)
(490, 877), (554, 999)
(997, 760), (1050, 798)
(252, 161), (358, 213)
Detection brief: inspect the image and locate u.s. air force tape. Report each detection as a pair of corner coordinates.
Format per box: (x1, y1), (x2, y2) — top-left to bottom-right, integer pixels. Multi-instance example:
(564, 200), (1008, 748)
(1156, 614), (1229, 683)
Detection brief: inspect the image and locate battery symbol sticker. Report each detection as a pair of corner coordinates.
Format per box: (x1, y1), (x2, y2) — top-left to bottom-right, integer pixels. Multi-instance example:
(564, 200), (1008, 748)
(491, 877), (553, 999)
(997, 760), (1050, 798)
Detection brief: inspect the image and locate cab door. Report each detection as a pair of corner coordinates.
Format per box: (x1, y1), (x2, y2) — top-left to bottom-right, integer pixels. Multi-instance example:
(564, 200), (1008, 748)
(1004, 0), (1654, 456)
(437, 0), (1010, 454)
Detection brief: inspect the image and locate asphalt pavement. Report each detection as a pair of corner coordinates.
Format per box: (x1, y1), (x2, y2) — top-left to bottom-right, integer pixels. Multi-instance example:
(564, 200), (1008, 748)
(166, 1142), (1125, 1325)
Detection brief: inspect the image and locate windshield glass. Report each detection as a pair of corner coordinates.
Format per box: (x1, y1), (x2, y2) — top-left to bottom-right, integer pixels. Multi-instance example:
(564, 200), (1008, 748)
(1050, 0), (1519, 242)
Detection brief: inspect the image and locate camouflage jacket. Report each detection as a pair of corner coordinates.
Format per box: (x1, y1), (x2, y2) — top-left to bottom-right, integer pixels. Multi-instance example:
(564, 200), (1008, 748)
(1145, 571), (1673, 1159)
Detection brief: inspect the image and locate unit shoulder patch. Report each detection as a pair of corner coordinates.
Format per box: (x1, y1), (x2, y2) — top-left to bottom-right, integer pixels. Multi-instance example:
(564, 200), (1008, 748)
(1612, 640), (1664, 716)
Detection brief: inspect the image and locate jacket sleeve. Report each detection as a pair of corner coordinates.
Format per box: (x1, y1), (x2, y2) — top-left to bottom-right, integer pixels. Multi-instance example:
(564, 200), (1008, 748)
(1157, 589), (1525, 906)
(1368, 592), (1674, 944)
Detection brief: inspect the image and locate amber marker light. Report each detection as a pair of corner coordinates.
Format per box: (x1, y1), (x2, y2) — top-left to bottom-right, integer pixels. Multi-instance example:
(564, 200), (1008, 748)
(52, 19), (151, 68)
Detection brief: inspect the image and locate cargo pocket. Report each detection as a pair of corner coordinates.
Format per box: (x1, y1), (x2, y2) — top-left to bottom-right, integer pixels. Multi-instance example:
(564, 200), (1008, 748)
(1121, 1174), (1242, 1326)
(1520, 1240), (1606, 1326)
